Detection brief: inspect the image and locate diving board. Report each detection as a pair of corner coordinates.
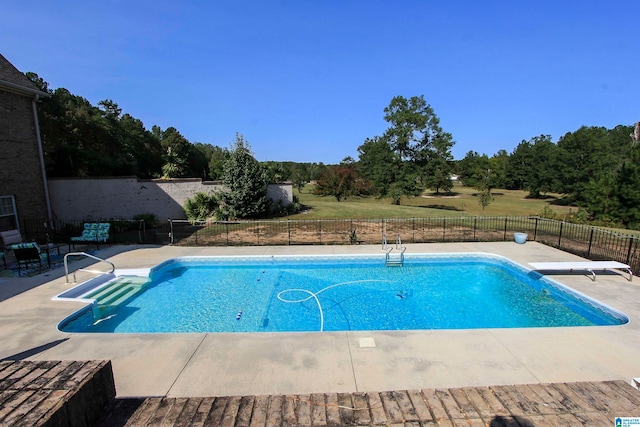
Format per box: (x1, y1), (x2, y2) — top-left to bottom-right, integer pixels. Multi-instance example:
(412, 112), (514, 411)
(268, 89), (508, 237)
(529, 261), (633, 282)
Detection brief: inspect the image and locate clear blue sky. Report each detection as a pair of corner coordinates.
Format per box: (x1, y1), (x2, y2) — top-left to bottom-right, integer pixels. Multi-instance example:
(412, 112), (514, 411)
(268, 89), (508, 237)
(2, 1), (638, 163)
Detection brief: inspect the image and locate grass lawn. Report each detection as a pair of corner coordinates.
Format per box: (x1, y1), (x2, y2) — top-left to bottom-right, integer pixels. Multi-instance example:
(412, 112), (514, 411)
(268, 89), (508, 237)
(287, 183), (577, 220)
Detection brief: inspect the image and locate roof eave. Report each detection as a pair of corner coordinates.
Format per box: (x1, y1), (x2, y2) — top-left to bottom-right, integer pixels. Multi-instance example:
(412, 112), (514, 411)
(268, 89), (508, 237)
(0, 78), (50, 98)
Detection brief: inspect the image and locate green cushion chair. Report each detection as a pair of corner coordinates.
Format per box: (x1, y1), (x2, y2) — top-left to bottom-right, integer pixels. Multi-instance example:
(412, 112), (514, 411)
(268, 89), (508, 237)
(10, 242), (49, 274)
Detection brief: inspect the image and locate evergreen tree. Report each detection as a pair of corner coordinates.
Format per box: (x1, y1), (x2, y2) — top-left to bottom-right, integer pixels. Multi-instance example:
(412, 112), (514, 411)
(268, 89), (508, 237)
(219, 134), (270, 218)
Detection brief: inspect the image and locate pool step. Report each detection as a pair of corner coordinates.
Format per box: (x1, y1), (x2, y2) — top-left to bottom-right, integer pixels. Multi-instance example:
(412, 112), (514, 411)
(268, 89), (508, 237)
(88, 277), (148, 319)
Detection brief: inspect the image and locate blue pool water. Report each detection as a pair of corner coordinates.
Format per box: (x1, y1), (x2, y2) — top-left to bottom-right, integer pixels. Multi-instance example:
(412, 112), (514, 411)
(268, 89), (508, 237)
(58, 253), (628, 333)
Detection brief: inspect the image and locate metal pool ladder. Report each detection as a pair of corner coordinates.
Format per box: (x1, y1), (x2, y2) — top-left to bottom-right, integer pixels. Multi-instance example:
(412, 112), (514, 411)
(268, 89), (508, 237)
(385, 234), (406, 267)
(64, 252), (115, 284)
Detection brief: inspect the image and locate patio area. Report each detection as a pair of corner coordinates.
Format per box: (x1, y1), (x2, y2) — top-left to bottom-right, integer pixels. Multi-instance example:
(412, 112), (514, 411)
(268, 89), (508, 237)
(0, 242), (639, 403)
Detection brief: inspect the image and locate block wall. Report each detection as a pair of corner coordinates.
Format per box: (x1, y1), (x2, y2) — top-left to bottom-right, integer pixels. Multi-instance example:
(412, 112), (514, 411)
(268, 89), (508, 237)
(48, 177), (293, 220)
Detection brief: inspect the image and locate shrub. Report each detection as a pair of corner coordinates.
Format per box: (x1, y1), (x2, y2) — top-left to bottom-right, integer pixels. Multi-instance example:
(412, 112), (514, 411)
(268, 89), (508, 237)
(184, 192), (219, 222)
(133, 213), (158, 228)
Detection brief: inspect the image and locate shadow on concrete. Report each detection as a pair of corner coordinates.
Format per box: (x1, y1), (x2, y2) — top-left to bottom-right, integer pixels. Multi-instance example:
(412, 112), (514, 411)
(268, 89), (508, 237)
(1, 338), (69, 361)
(0, 245), (161, 303)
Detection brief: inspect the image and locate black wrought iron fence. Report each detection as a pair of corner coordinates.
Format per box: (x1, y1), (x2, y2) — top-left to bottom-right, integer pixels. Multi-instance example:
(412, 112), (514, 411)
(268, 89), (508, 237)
(165, 216), (640, 273)
(13, 216), (640, 274)
(16, 218), (154, 246)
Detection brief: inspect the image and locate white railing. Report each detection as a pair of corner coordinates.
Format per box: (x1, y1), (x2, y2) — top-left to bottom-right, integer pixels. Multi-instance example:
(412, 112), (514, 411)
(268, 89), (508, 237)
(64, 252), (115, 284)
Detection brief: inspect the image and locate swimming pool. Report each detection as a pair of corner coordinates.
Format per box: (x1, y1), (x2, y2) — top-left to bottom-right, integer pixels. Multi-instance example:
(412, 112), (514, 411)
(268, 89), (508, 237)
(57, 253), (628, 333)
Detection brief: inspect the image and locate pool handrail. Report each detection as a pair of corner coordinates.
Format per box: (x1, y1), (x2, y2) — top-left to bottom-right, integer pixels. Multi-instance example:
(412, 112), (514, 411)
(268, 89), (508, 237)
(64, 251), (115, 284)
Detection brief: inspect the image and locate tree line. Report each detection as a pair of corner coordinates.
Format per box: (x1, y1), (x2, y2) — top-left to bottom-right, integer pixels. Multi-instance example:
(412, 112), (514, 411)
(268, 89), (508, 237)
(313, 94), (640, 229)
(456, 125), (640, 227)
(26, 73), (639, 227)
(25, 73), (327, 185)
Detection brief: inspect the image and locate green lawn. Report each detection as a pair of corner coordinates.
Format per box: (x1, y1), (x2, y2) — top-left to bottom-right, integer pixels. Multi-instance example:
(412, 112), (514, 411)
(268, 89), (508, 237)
(288, 183), (576, 220)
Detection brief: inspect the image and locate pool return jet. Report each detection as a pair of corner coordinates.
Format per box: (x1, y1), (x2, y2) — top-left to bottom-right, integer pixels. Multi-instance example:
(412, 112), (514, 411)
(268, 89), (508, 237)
(383, 233), (406, 267)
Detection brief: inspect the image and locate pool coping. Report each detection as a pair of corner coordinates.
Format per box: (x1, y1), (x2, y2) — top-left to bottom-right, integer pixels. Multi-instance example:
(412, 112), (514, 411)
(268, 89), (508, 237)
(1, 241), (639, 398)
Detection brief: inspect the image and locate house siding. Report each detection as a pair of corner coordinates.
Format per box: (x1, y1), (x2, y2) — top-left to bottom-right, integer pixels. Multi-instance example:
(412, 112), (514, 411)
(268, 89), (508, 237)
(0, 88), (49, 224)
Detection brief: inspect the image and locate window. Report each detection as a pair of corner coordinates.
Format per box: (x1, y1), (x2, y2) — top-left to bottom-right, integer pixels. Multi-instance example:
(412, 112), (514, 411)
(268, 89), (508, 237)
(0, 196), (18, 231)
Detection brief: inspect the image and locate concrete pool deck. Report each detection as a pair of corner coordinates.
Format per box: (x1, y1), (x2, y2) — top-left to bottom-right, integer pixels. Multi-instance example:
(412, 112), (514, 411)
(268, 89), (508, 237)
(0, 242), (639, 399)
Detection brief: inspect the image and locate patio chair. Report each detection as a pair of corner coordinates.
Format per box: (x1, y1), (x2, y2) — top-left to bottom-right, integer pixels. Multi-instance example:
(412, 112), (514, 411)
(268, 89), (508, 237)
(11, 242), (49, 274)
(1, 229), (23, 249)
(71, 223), (110, 249)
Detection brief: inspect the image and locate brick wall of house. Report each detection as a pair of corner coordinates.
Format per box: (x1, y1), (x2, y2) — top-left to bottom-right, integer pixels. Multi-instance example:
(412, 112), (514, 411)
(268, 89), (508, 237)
(0, 89), (49, 224)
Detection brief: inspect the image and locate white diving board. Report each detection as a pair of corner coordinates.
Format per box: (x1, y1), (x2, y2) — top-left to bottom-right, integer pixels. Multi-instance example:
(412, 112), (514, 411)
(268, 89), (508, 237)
(529, 261), (633, 282)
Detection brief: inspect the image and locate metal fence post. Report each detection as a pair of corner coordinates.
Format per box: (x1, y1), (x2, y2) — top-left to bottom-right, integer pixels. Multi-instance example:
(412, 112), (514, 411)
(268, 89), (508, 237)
(256, 221), (260, 245)
(587, 228), (594, 258)
(473, 217), (477, 241)
(503, 217), (508, 241)
(442, 218), (446, 241)
(557, 222), (564, 248)
(627, 237), (635, 265)
(411, 218), (415, 243)
(287, 219), (291, 245)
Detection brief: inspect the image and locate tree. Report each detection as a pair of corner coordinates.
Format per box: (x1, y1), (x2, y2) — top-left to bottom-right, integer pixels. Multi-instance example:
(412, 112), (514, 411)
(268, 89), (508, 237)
(208, 146), (228, 180)
(556, 126), (619, 203)
(291, 164), (308, 192)
(387, 163), (422, 204)
(30, 74), (165, 179)
(357, 136), (397, 196)
(417, 131), (454, 195)
(25, 72), (49, 93)
(383, 95), (454, 195)
(504, 140), (533, 190)
(119, 114), (163, 178)
(526, 135), (559, 198)
(313, 165), (359, 202)
(611, 157), (640, 228)
(358, 95), (454, 203)
(458, 151), (492, 188)
(263, 161), (291, 183)
(478, 188), (493, 212)
(488, 150), (509, 189)
(457, 151), (497, 210)
(158, 127), (191, 178)
(383, 95), (433, 160)
(218, 134), (270, 218)
(188, 143), (228, 180)
(422, 156), (453, 195)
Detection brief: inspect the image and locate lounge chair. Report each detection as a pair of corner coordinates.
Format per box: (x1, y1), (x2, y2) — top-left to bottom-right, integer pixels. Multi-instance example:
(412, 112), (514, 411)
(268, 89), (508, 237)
(529, 261), (633, 281)
(70, 223), (111, 249)
(11, 242), (49, 274)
